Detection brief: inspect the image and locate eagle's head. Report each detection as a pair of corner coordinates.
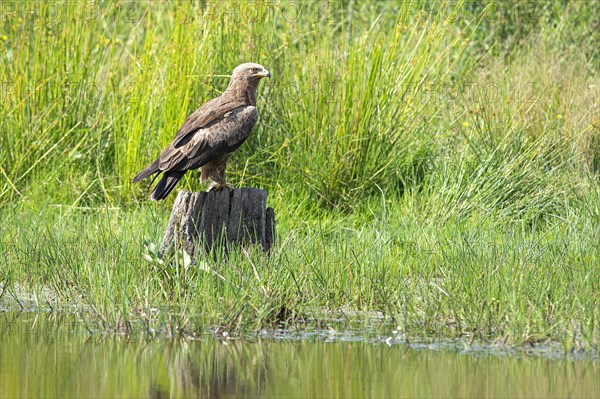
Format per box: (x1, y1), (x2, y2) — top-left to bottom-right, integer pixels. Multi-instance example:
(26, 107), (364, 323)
(231, 63), (271, 83)
(227, 63), (270, 105)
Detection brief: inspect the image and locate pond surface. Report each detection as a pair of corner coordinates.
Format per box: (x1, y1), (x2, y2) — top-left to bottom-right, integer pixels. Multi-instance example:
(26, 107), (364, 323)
(1, 311), (598, 398)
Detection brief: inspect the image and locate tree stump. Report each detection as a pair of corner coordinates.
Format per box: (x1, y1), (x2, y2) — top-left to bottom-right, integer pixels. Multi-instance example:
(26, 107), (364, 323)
(159, 189), (275, 259)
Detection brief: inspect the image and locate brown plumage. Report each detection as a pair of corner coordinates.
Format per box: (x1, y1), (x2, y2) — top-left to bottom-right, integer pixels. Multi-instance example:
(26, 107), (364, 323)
(133, 63), (270, 200)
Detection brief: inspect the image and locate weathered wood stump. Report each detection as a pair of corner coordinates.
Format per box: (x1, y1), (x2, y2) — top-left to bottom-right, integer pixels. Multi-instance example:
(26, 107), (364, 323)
(159, 189), (275, 259)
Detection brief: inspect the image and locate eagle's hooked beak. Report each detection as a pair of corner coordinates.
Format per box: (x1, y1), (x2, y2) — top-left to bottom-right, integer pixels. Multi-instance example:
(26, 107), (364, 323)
(255, 68), (270, 78)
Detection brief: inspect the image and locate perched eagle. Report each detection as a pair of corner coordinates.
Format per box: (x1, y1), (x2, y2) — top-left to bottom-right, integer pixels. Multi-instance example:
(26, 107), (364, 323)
(133, 63), (270, 200)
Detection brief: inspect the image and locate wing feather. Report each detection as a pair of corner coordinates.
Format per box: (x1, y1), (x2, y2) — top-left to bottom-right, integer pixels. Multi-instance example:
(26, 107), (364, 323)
(158, 105), (258, 172)
(171, 97), (248, 148)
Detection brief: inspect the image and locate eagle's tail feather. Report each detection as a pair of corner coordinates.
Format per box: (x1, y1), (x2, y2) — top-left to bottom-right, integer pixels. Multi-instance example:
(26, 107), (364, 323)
(150, 171), (185, 201)
(133, 159), (160, 183)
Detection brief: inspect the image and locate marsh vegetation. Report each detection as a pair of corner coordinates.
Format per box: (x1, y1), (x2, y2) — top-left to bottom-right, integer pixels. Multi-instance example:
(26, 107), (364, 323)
(0, 1), (598, 355)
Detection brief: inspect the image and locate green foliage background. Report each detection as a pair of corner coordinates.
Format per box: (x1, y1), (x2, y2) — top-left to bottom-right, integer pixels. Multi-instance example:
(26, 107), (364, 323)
(1, 0), (596, 215)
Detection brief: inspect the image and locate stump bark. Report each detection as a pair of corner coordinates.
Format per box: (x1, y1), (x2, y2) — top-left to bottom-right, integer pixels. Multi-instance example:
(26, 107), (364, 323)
(160, 189), (275, 258)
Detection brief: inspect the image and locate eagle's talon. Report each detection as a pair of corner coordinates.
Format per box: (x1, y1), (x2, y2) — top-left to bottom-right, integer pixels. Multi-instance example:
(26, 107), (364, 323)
(207, 183), (233, 192)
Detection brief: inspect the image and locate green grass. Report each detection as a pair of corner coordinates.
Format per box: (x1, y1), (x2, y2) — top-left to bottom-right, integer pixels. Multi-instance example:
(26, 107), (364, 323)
(0, 1), (598, 351)
(2, 195), (598, 351)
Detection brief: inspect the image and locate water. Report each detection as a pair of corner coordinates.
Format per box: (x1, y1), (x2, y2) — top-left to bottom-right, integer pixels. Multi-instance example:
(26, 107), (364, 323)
(1, 311), (598, 398)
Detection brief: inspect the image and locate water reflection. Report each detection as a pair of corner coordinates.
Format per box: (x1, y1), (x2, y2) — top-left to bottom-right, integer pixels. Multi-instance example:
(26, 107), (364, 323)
(1, 311), (598, 398)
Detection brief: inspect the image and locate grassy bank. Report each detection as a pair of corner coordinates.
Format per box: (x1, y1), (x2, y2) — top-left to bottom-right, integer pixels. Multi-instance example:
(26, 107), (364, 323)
(0, 1), (598, 351)
(3, 195), (599, 351)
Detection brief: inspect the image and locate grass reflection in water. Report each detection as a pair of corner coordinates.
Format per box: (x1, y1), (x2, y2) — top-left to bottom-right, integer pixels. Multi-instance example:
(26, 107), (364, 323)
(1, 311), (598, 398)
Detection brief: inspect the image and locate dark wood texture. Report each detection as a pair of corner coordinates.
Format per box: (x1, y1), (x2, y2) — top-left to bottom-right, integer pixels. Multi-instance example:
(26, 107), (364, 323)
(160, 189), (275, 258)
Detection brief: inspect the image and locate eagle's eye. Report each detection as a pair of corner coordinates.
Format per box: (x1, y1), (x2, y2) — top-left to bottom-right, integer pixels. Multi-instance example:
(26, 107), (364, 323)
(252, 68), (260, 73)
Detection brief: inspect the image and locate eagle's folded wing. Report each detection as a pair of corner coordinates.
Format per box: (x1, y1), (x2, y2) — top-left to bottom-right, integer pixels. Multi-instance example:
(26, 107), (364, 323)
(170, 97), (248, 148)
(158, 105), (258, 172)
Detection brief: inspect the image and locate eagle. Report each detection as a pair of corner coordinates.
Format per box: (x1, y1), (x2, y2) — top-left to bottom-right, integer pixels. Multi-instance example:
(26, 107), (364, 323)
(133, 63), (270, 200)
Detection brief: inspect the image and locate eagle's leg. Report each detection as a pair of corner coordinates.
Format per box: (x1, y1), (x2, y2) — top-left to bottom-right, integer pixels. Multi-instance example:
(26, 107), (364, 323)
(202, 154), (232, 192)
